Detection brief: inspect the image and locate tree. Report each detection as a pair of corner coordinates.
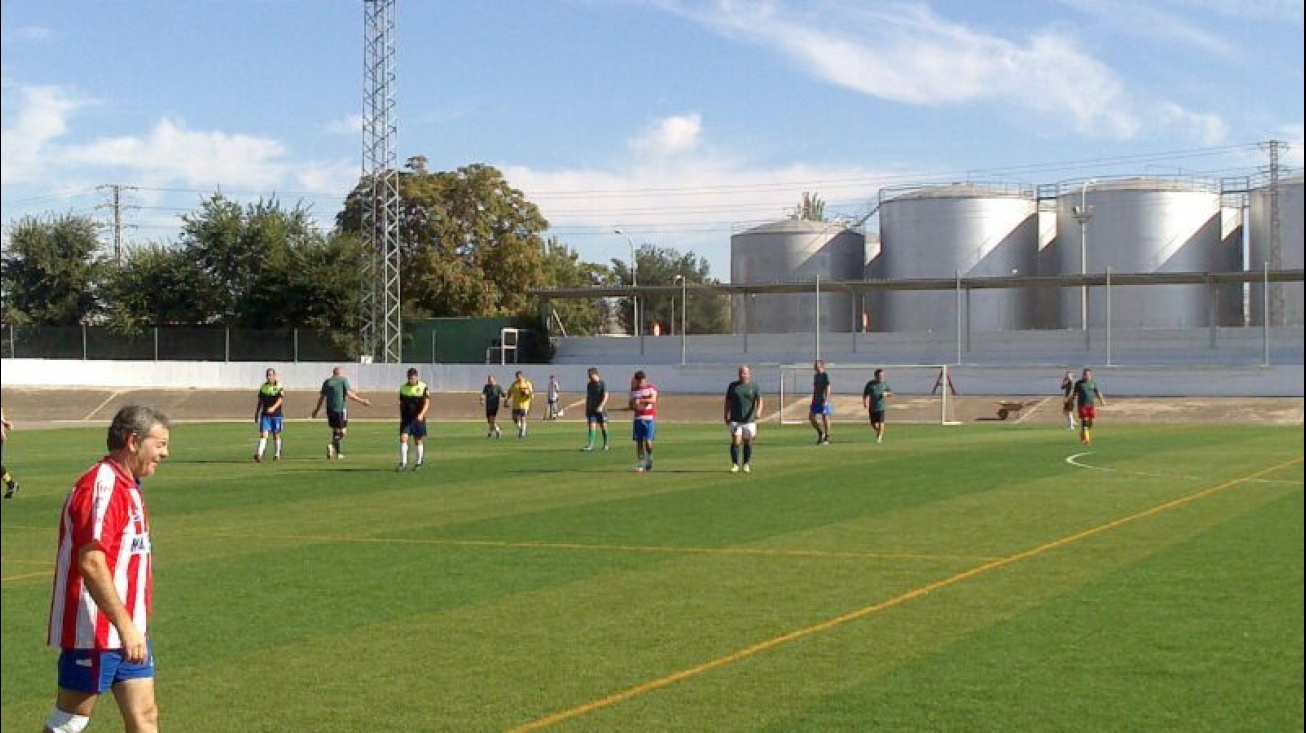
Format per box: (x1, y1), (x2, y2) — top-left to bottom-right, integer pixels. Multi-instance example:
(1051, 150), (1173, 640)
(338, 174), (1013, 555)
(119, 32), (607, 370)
(609, 244), (727, 336)
(101, 243), (213, 331)
(102, 195), (366, 355)
(338, 160), (551, 320)
(538, 237), (611, 336)
(794, 192), (826, 221)
(1, 214), (105, 326)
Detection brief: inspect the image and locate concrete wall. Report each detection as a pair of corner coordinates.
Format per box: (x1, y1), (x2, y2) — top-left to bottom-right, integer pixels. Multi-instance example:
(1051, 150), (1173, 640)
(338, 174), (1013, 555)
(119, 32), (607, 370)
(555, 327), (1303, 369)
(1, 358), (1301, 397)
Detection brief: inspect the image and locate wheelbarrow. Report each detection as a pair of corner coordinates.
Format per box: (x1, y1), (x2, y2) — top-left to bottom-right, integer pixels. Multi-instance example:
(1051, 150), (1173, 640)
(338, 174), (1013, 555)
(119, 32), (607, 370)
(995, 401), (1027, 420)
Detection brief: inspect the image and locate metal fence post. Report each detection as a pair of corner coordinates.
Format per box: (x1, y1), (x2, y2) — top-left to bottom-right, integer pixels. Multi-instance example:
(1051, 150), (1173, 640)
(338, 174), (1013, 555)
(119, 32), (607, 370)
(1262, 261), (1270, 366)
(1105, 267), (1113, 366)
(954, 270), (962, 364)
(82, 323), (88, 360)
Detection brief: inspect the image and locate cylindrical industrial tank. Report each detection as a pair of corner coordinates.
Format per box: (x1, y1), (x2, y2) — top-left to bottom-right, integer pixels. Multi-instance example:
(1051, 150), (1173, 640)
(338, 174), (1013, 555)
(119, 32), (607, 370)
(1054, 178), (1239, 329)
(861, 233), (882, 332)
(877, 184), (1038, 332)
(1248, 174), (1304, 326)
(731, 220), (864, 333)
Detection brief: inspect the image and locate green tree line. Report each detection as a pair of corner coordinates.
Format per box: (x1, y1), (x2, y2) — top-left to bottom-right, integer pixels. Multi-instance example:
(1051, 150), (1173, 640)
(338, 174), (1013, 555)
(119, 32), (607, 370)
(2, 161), (727, 357)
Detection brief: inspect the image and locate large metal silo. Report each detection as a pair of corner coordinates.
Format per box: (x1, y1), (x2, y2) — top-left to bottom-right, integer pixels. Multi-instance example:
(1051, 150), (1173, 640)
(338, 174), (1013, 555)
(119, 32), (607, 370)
(1055, 178), (1239, 329)
(877, 184), (1038, 332)
(1248, 174), (1304, 326)
(731, 220), (864, 333)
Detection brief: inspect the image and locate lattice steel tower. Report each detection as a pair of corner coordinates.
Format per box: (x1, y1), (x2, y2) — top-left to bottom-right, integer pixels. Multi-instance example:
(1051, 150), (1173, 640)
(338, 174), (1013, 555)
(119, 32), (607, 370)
(361, 0), (402, 362)
(1263, 139), (1287, 327)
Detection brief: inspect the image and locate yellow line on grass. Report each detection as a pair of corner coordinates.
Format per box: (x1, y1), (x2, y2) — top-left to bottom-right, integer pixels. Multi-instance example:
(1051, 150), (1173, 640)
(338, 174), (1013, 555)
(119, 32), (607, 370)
(2, 570), (50, 583)
(195, 530), (995, 563)
(507, 455), (1304, 732)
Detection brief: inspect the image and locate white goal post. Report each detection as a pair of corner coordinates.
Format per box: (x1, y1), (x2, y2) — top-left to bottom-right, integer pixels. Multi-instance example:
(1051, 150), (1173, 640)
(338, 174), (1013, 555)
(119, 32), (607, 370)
(778, 363), (962, 426)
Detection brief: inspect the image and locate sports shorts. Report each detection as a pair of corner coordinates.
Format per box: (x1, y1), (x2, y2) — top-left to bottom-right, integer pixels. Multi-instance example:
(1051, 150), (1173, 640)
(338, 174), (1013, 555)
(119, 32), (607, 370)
(57, 642), (155, 694)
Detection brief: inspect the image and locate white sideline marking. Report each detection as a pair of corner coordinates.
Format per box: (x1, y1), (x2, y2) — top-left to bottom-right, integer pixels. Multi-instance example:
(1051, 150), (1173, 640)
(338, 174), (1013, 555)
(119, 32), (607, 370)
(1066, 452), (1302, 485)
(1012, 397), (1052, 424)
(81, 390), (124, 421)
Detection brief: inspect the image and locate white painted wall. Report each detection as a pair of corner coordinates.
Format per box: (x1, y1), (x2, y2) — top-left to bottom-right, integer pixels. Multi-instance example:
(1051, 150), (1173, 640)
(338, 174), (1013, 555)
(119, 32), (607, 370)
(1, 359), (1301, 397)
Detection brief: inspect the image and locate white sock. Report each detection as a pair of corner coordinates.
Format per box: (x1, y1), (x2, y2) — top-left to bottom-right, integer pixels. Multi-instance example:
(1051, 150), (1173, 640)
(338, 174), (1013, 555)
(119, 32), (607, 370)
(400, 443), (409, 465)
(257, 437), (267, 456)
(274, 438), (282, 457)
(416, 444), (425, 464)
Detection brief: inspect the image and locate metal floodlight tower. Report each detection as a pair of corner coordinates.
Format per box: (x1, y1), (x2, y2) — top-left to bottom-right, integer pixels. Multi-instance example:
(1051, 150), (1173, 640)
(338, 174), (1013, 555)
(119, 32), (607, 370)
(360, 0), (402, 363)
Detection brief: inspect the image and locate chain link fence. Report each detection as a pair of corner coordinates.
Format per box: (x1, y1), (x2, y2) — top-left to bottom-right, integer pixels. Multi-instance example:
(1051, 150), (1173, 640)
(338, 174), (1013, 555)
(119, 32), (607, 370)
(0, 325), (354, 362)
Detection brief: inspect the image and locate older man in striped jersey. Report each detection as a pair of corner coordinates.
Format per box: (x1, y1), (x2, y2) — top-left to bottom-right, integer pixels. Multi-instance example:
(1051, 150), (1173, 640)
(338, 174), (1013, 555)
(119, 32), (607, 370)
(45, 405), (170, 733)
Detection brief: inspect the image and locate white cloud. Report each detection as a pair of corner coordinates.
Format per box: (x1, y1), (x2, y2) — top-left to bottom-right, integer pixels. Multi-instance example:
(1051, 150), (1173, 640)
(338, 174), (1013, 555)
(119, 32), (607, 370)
(502, 113), (903, 275)
(296, 159), (362, 200)
(657, 1), (1152, 139)
(63, 118), (290, 188)
(324, 114), (363, 136)
(1061, 0), (1237, 58)
(1155, 102), (1228, 146)
(630, 113), (703, 156)
(1, 84), (88, 184)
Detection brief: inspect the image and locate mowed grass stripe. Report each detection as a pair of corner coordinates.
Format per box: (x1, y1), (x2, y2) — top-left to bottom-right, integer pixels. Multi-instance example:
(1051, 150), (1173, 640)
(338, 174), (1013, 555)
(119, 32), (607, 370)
(508, 456), (1302, 731)
(182, 530), (998, 562)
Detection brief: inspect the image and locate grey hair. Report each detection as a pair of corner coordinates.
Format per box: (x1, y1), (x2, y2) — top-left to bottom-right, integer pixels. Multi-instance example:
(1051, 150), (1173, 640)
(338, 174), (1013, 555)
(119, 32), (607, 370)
(107, 405), (170, 451)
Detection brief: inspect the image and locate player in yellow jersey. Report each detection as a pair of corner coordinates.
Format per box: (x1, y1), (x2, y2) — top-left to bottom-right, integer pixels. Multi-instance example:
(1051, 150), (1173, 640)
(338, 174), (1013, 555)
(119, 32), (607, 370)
(506, 371), (535, 439)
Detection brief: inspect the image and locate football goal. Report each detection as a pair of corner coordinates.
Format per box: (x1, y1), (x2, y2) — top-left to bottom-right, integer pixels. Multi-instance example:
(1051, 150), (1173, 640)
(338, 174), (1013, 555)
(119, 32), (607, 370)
(777, 363), (962, 426)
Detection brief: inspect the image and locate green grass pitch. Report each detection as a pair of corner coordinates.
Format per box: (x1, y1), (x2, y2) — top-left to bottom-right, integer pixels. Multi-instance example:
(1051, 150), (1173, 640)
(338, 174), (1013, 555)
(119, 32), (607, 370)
(3, 418), (1302, 731)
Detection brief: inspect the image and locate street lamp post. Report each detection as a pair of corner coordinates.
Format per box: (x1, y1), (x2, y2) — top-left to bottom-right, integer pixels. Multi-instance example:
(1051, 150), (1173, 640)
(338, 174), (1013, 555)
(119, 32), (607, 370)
(614, 228), (639, 337)
(1071, 179), (1096, 331)
(674, 274), (687, 365)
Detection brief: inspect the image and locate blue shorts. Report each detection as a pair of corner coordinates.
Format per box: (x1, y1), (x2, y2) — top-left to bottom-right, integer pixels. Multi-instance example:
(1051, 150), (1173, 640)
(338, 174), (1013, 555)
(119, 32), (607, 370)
(586, 409), (608, 424)
(57, 642), (155, 694)
(400, 417), (428, 438)
(633, 419), (656, 442)
(810, 402), (832, 416)
(259, 415), (284, 434)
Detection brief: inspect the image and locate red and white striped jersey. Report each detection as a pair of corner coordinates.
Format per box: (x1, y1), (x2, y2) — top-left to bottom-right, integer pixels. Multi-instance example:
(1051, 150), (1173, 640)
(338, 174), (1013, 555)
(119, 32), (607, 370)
(48, 458), (153, 650)
(629, 383), (659, 420)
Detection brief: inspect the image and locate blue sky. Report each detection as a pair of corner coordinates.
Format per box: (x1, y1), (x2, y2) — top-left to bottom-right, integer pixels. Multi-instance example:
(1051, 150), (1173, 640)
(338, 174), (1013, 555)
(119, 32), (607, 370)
(2, 0), (1302, 281)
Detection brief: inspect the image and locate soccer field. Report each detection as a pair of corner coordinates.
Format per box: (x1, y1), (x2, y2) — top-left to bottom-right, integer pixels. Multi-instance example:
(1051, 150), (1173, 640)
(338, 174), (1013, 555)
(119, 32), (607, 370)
(2, 419), (1302, 732)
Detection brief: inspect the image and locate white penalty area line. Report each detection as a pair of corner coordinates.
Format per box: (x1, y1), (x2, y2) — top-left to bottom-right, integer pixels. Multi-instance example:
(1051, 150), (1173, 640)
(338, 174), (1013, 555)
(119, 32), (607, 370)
(1066, 452), (1304, 486)
(507, 455), (1304, 733)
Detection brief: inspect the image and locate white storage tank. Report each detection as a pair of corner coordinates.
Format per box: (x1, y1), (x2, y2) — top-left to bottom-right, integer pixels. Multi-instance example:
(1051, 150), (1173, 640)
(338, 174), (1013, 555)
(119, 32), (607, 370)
(877, 184), (1038, 332)
(1248, 174), (1304, 326)
(1055, 177), (1240, 329)
(730, 220), (864, 333)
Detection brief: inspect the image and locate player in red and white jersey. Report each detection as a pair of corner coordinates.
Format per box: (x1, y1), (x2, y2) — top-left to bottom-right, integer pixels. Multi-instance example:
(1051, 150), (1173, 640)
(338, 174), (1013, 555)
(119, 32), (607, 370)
(49, 460), (152, 650)
(627, 370), (659, 472)
(44, 405), (170, 733)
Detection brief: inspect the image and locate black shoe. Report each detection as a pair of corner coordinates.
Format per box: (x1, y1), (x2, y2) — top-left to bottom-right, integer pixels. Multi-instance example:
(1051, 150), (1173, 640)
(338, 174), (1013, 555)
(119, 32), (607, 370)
(3, 482), (18, 499)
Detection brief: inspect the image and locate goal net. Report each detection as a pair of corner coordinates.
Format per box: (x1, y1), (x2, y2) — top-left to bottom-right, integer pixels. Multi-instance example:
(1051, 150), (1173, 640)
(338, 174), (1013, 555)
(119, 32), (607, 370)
(777, 363), (961, 426)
